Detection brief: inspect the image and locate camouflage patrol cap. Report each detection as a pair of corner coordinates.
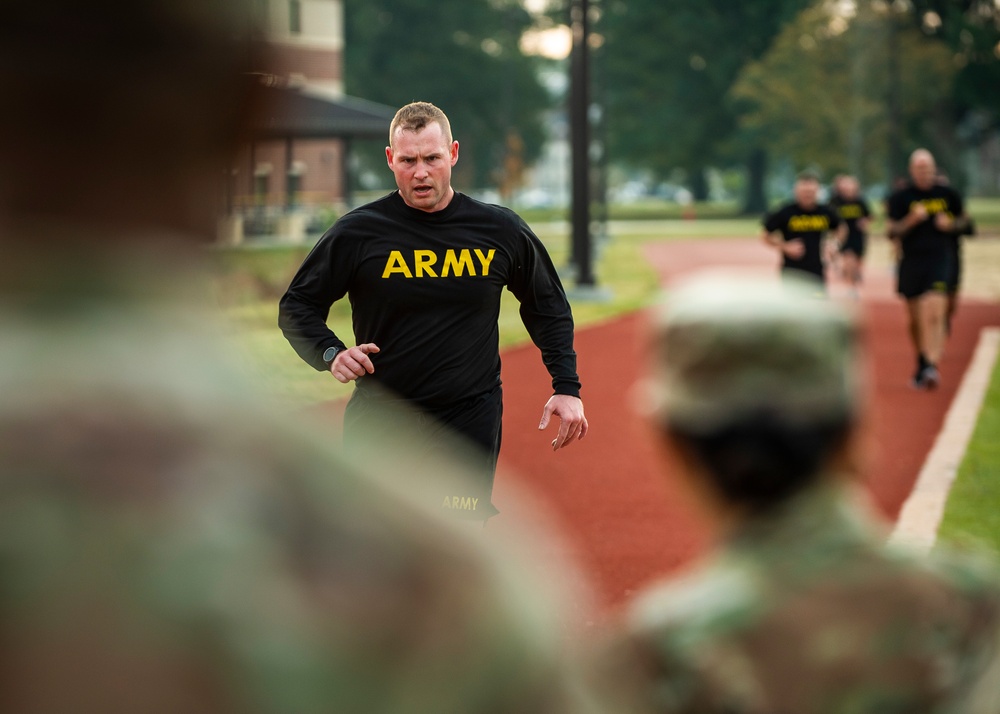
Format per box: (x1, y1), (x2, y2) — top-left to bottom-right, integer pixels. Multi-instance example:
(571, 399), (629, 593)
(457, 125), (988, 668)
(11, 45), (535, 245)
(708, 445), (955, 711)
(647, 270), (860, 432)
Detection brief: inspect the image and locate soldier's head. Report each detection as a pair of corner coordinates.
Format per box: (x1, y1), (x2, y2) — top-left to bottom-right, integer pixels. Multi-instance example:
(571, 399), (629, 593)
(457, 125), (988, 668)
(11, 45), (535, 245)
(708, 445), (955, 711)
(793, 171), (821, 209)
(386, 102), (460, 213)
(837, 175), (859, 199)
(644, 271), (862, 513)
(0, 0), (265, 239)
(909, 149), (937, 191)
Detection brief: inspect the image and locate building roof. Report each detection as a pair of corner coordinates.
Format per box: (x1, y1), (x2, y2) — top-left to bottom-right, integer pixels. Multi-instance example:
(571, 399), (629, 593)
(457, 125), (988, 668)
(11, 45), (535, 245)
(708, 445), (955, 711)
(253, 83), (397, 140)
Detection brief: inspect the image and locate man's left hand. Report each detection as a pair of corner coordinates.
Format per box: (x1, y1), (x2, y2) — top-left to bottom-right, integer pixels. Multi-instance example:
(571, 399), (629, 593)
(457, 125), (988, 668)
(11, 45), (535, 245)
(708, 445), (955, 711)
(538, 395), (588, 451)
(934, 212), (954, 232)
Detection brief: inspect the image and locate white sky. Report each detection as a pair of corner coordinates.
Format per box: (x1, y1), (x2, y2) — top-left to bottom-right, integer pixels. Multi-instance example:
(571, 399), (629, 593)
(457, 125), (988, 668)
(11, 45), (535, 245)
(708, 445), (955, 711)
(519, 0), (572, 59)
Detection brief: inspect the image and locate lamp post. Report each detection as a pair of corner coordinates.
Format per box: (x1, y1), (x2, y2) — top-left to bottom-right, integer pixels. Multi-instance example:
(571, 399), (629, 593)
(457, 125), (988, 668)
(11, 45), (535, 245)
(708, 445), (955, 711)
(885, 2), (903, 182)
(569, 0), (595, 287)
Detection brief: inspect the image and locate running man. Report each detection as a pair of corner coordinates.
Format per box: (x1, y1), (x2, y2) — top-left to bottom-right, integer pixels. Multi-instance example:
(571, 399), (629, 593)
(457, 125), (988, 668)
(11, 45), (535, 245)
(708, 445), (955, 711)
(886, 149), (966, 389)
(937, 172), (976, 336)
(279, 102), (587, 521)
(829, 174), (872, 297)
(761, 171), (845, 289)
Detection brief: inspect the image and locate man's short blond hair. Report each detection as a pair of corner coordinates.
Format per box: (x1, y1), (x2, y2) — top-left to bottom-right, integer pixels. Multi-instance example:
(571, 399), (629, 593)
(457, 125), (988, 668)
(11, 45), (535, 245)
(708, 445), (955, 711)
(389, 102), (453, 148)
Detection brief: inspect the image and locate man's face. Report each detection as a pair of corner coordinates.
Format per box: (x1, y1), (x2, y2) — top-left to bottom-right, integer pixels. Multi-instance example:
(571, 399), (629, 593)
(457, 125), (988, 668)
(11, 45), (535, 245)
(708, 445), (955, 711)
(794, 178), (818, 208)
(838, 177), (858, 199)
(386, 122), (459, 212)
(910, 154), (937, 191)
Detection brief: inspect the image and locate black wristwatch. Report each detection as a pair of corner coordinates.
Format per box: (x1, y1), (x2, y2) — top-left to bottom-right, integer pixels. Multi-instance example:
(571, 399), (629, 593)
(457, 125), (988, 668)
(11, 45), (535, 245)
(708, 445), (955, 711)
(322, 346), (342, 367)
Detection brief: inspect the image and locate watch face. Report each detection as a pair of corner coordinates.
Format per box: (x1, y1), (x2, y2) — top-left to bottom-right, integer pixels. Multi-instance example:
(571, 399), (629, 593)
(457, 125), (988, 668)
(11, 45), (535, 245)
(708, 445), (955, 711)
(323, 347), (339, 363)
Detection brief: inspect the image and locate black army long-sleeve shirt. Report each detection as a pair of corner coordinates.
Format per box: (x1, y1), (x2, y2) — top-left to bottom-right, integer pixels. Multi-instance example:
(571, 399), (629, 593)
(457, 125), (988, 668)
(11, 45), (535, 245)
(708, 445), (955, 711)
(278, 191), (581, 410)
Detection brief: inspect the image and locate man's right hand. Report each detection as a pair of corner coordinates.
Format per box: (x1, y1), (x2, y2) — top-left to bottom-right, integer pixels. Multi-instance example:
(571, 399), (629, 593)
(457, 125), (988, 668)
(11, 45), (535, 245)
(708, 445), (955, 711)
(933, 212), (954, 232)
(330, 343), (380, 383)
(782, 239), (805, 259)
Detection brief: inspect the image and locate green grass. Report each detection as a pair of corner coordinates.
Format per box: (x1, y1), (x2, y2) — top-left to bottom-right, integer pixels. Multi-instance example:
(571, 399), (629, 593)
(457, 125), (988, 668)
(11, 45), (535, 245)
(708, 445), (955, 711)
(937, 351), (1000, 555)
(965, 197), (1000, 233)
(932, 167), (1000, 556)
(214, 211), (1000, 553)
(222, 300), (356, 407)
(516, 199), (744, 224)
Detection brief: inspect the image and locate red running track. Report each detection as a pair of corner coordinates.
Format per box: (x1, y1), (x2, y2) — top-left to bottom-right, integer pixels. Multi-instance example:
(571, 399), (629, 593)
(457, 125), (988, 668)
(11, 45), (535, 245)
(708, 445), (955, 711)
(309, 238), (1000, 613)
(490, 238), (1000, 611)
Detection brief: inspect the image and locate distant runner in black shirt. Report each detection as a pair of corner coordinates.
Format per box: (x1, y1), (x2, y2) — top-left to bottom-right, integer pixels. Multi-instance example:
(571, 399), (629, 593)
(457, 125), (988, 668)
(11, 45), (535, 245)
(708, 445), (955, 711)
(886, 149), (965, 390)
(761, 171), (845, 288)
(279, 102), (588, 521)
(828, 174), (872, 298)
(936, 172), (976, 336)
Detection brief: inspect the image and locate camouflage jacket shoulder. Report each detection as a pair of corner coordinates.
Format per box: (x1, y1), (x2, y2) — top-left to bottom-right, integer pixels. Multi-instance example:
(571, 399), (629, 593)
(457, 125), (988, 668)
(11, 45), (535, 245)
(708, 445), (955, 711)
(622, 480), (1000, 714)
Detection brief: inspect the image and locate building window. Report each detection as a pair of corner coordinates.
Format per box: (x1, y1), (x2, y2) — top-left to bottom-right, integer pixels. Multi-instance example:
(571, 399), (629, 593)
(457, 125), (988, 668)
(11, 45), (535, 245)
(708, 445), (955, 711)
(289, 0), (301, 34)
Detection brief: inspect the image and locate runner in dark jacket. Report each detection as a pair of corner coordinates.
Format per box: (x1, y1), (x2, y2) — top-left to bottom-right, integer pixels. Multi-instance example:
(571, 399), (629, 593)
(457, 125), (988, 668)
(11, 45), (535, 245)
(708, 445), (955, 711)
(280, 102), (588, 520)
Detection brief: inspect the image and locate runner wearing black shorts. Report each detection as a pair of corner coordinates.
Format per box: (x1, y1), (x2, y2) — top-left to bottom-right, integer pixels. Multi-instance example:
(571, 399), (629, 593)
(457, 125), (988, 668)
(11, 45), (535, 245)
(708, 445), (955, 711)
(937, 173), (976, 335)
(828, 175), (871, 297)
(886, 149), (965, 390)
(945, 215), (975, 333)
(761, 171), (845, 289)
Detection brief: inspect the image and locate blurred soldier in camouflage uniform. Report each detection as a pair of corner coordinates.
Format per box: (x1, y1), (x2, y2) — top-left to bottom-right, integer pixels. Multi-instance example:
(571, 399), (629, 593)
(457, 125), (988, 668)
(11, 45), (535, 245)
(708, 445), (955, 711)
(0, 2), (617, 712)
(612, 272), (1000, 714)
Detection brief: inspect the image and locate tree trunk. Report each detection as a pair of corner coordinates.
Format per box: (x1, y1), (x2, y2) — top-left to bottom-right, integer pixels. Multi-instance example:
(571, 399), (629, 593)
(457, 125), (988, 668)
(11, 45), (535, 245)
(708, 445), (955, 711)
(688, 167), (709, 202)
(742, 148), (767, 215)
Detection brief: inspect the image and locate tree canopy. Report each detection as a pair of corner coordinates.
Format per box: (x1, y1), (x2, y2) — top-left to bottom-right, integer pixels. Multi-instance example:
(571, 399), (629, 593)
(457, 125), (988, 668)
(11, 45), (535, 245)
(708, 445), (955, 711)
(340, 0), (1000, 200)
(730, 1), (956, 188)
(595, 0), (1000, 202)
(342, 0), (552, 193)
(908, 0), (1000, 122)
(596, 0), (814, 197)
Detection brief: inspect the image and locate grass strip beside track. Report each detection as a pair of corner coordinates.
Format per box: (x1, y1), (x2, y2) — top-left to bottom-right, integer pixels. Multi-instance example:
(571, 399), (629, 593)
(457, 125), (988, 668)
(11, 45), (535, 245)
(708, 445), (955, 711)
(938, 349), (1000, 555)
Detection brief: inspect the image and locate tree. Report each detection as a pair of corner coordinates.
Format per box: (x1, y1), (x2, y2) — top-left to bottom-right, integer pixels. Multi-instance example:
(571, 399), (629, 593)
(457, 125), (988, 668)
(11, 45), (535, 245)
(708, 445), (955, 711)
(906, 0), (1000, 121)
(342, 0), (552, 193)
(729, 1), (956, 191)
(904, 0), (1000, 191)
(596, 0), (814, 210)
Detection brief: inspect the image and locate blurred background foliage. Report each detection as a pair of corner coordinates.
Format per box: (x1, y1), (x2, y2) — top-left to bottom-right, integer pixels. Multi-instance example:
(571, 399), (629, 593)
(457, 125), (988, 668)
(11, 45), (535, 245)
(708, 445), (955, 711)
(343, 0), (552, 197)
(597, 0), (1000, 209)
(337, 0), (1000, 212)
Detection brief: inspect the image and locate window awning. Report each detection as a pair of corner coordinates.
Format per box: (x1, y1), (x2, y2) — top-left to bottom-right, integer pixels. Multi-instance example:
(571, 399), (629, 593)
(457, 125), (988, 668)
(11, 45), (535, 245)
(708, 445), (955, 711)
(252, 83), (396, 140)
